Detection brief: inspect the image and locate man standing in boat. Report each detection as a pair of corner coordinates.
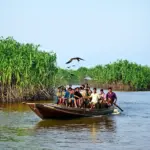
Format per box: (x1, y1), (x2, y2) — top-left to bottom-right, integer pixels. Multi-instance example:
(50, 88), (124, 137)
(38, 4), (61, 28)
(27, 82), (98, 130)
(106, 87), (117, 106)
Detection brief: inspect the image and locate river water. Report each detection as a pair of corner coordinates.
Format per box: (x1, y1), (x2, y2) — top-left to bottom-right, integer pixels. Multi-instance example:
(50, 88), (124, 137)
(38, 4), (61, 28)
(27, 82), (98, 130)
(0, 91), (150, 150)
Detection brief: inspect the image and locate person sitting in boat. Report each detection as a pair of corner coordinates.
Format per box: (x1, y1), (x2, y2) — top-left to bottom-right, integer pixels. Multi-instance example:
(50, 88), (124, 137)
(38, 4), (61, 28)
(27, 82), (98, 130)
(99, 89), (106, 100)
(81, 88), (91, 108)
(59, 87), (66, 104)
(99, 89), (106, 102)
(89, 88), (100, 109)
(80, 86), (86, 97)
(64, 87), (71, 106)
(88, 87), (92, 95)
(68, 88), (77, 108)
(85, 83), (89, 89)
(98, 89), (107, 108)
(82, 84), (85, 89)
(74, 87), (83, 107)
(106, 87), (117, 106)
(56, 87), (63, 104)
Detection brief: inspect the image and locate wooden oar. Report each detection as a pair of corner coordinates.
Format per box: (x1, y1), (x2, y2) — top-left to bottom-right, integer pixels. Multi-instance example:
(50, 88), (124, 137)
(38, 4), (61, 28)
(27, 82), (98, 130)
(113, 103), (124, 112)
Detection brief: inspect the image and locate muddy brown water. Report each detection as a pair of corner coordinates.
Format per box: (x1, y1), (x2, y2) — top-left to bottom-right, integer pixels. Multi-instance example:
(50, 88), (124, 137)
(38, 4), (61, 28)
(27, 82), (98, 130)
(0, 91), (150, 150)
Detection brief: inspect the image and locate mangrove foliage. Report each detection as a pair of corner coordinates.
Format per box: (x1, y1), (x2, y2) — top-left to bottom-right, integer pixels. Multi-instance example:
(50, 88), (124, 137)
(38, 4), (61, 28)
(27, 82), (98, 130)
(62, 60), (150, 91)
(0, 37), (57, 102)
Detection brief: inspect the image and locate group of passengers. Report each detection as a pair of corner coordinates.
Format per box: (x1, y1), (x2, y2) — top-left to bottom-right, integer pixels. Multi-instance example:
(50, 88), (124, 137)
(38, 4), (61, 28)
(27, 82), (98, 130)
(56, 84), (117, 109)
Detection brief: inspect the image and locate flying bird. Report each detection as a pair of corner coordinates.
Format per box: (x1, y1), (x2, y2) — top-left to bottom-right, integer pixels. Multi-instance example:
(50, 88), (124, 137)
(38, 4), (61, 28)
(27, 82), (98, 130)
(66, 57), (84, 64)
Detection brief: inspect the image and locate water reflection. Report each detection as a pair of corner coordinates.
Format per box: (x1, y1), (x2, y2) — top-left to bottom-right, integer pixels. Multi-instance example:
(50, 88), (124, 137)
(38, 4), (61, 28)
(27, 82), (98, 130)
(36, 116), (114, 129)
(36, 116), (115, 130)
(91, 123), (97, 143)
(35, 116), (116, 144)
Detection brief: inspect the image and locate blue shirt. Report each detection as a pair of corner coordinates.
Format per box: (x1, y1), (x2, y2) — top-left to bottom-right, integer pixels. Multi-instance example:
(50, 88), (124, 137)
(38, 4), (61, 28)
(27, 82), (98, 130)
(64, 91), (70, 99)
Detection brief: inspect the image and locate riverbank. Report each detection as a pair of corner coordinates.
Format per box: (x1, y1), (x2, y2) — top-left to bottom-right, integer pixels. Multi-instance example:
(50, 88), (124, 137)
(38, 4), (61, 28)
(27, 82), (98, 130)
(83, 81), (150, 91)
(87, 82), (136, 91)
(0, 87), (55, 102)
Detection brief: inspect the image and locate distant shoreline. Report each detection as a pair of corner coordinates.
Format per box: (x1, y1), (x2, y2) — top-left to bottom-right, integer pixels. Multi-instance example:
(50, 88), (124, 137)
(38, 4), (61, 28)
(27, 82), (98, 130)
(83, 82), (150, 92)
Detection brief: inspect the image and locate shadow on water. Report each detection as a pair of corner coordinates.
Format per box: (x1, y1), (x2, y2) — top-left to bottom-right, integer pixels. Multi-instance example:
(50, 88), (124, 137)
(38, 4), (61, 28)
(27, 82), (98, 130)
(35, 116), (116, 131)
(34, 116), (117, 144)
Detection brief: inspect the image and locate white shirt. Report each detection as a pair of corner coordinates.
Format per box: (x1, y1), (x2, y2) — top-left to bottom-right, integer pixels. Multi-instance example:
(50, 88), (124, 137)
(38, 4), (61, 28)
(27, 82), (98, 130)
(80, 90), (86, 97)
(91, 93), (100, 103)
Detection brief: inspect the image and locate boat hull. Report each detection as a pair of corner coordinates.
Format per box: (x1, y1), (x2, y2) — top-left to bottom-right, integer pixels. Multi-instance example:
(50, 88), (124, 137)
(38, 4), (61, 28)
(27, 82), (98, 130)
(27, 103), (114, 120)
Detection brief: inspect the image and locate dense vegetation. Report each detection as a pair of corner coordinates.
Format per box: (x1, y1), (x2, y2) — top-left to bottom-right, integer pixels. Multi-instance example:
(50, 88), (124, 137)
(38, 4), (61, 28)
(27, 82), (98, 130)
(58, 60), (150, 91)
(0, 37), (57, 102)
(0, 37), (150, 102)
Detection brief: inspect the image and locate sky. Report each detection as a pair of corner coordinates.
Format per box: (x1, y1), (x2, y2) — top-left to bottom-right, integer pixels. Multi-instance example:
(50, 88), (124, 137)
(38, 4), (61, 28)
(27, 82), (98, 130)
(0, 0), (150, 68)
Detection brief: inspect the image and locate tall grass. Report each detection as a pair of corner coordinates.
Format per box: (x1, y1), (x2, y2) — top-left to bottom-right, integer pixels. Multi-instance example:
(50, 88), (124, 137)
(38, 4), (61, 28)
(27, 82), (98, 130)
(0, 37), (57, 102)
(62, 60), (150, 91)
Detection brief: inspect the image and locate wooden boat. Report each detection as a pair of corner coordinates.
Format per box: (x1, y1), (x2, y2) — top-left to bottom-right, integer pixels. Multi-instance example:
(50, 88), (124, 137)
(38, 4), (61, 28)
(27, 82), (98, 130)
(26, 103), (114, 120)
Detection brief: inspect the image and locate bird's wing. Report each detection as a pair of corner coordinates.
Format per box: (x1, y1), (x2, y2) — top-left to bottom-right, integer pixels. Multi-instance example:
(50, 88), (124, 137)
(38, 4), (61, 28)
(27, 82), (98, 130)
(79, 57), (84, 61)
(66, 58), (74, 64)
(66, 60), (72, 64)
(74, 57), (85, 61)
